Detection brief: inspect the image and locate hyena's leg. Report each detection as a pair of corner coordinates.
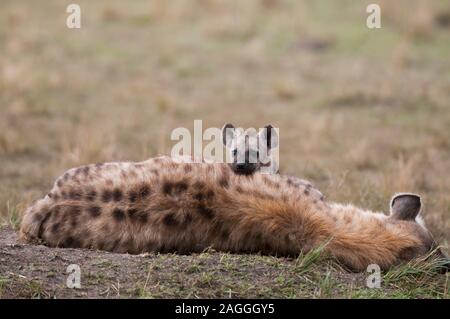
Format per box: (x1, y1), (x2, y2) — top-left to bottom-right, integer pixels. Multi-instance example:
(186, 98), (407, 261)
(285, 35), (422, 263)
(19, 196), (54, 244)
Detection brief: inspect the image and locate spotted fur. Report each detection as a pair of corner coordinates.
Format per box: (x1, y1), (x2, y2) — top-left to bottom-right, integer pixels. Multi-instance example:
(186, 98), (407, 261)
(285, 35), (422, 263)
(19, 156), (447, 271)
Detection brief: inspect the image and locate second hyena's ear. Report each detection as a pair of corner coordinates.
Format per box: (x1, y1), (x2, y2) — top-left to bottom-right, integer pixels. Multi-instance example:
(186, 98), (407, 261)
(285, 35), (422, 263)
(259, 125), (279, 149)
(222, 123), (235, 148)
(390, 193), (422, 221)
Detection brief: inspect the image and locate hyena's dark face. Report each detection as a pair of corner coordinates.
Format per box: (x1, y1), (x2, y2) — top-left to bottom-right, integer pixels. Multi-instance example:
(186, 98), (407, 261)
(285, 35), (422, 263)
(222, 123), (279, 175)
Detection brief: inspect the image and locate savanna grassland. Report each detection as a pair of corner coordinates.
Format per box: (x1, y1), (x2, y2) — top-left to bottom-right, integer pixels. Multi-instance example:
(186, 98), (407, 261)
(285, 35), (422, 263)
(0, 0), (449, 298)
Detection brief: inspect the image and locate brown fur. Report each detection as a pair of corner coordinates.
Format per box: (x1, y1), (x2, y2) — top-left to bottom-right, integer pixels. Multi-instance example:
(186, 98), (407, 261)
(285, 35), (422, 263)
(19, 156), (440, 271)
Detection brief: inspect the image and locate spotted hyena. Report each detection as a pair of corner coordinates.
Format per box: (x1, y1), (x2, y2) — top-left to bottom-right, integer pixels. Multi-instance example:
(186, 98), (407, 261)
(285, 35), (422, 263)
(20, 156), (449, 272)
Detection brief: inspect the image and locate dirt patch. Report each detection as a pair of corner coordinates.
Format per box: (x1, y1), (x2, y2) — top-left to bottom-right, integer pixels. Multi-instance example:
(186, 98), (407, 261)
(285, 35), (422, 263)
(1, 226), (324, 298)
(0, 227), (150, 298)
(0, 226), (447, 299)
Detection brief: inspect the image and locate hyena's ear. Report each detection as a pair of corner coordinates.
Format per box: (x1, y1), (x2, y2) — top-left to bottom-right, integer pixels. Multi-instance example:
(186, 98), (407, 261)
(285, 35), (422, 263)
(259, 125), (279, 149)
(222, 123), (235, 148)
(390, 193), (422, 221)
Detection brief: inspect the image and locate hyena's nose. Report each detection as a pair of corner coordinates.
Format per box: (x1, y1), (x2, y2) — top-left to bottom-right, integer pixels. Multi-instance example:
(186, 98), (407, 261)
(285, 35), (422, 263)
(236, 163), (246, 170)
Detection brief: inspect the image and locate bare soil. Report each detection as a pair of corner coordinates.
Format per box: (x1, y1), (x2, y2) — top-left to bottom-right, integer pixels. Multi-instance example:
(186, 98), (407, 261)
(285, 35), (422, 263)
(0, 226), (343, 299)
(1, 226), (448, 299)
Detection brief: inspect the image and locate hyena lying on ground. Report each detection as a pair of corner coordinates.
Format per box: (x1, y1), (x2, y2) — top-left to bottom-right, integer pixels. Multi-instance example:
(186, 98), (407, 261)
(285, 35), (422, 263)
(20, 156), (449, 272)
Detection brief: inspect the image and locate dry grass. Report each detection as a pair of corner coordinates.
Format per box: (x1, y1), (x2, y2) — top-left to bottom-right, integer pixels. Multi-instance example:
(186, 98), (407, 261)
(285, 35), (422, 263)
(0, 0), (449, 298)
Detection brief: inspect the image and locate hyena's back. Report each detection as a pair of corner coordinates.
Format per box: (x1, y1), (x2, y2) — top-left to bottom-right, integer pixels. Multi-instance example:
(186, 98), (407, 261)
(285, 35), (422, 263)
(20, 160), (161, 252)
(20, 156), (322, 255)
(20, 157), (206, 253)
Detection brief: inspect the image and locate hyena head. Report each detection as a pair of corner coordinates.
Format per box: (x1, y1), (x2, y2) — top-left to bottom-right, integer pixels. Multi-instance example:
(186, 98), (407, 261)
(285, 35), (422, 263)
(388, 193), (449, 272)
(222, 123), (279, 175)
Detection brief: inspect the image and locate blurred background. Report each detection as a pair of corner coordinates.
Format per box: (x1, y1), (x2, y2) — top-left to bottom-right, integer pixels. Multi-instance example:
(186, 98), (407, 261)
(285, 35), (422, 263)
(0, 0), (449, 248)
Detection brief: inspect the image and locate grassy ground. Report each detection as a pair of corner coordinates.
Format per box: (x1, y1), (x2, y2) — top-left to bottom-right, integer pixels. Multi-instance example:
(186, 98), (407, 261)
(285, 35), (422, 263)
(0, 0), (449, 298)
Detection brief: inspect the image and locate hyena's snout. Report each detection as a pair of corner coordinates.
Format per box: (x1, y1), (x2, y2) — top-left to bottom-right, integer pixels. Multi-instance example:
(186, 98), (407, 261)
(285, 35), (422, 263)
(231, 161), (259, 175)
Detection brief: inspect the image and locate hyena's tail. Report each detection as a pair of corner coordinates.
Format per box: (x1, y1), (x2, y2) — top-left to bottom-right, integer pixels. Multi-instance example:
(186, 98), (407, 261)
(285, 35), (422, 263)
(19, 196), (53, 244)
